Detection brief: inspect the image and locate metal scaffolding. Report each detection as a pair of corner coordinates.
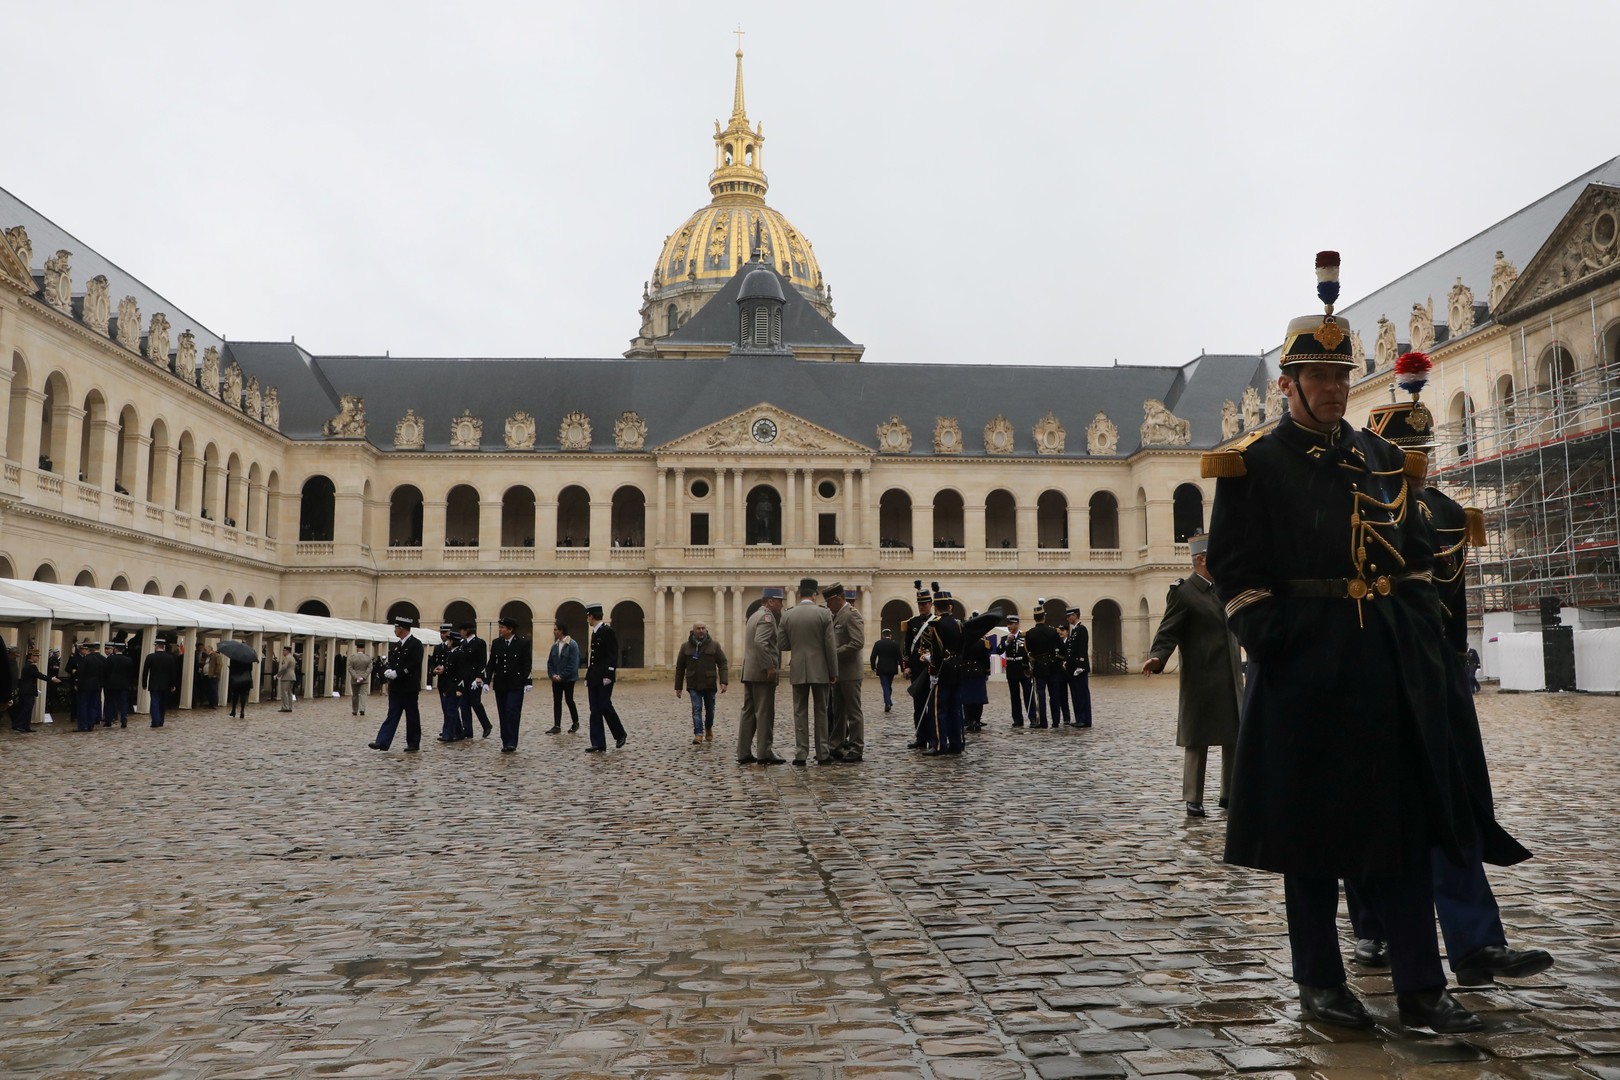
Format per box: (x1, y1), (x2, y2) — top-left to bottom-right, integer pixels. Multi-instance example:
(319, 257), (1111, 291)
(1429, 359), (1620, 619)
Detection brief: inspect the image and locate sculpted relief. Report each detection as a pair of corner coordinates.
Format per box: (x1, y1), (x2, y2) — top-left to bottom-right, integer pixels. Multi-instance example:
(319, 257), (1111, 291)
(323, 395), (366, 439)
(199, 342), (220, 396)
(1220, 401), (1240, 441)
(1140, 399), (1191, 447)
(1489, 250), (1519, 311)
(42, 249), (72, 313)
(450, 409), (484, 450)
(983, 414), (1015, 455)
(504, 411), (536, 450)
(1350, 330), (1366, 369)
(223, 362), (244, 409)
(1409, 298), (1435, 354)
(1264, 381), (1283, 422)
(5, 225), (32, 272)
(244, 375), (261, 418)
(876, 415), (911, 454)
(559, 411), (592, 451)
(145, 313), (171, 366)
(933, 416), (962, 454)
(263, 388), (280, 431)
(1448, 277), (1476, 337)
(82, 275), (110, 336)
(176, 330), (198, 382)
(116, 296), (141, 352)
(394, 409), (425, 450)
(614, 411), (648, 451)
(1240, 385), (1262, 430)
(1032, 411), (1065, 455)
(1374, 315), (1398, 370)
(1086, 411), (1119, 456)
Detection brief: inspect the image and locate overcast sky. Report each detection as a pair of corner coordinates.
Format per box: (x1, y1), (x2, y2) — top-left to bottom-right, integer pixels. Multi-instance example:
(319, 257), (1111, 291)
(8, 2), (1619, 368)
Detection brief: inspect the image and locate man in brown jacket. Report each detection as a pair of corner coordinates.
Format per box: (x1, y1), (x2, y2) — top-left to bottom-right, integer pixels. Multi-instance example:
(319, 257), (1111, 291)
(673, 621), (728, 744)
(823, 583), (866, 762)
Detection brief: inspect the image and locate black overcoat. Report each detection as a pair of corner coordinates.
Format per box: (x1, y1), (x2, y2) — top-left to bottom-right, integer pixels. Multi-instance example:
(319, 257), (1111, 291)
(1147, 575), (1241, 749)
(1208, 415), (1472, 878)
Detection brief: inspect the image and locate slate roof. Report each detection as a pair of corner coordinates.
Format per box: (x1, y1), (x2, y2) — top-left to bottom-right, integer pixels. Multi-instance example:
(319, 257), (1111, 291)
(665, 259), (857, 349)
(1264, 154), (1620, 374)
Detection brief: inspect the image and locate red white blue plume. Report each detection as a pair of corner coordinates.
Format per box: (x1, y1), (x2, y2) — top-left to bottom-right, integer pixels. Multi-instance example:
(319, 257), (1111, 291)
(1314, 250), (1341, 313)
(1395, 351), (1432, 396)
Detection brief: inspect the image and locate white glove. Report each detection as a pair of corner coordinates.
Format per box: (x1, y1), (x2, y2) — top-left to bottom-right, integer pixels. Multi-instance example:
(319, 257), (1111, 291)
(384, 668), (397, 680)
(602, 678), (611, 686)
(473, 679), (483, 691)
(929, 675), (940, 687)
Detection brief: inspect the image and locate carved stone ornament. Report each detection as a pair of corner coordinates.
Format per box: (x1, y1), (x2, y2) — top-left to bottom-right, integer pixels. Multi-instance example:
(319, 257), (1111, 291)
(1448, 277), (1476, 337)
(450, 409), (483, 450)
(1032, 411), (1066, 455)
(1489, 250), (1519, 311)
(1140, 399), (1191, 447)
(115, 296), (141, 352)
(199, 344), (220, 397)
(1264, 381), (1284, 422)
(1409, 297), (1435, 354)
(82, 275), (110, 336)
(504, 411), (536, 450)
(223, 362), (243, 409)
(5, 225), (32, 272)
(876, 415), (911, 453)
(176, 330), (198, 382)
(244, 375), (261, 419)
(1350, 330), (1366, 368)
(983, 414), (1015, 454)
(1220, 401), (1240, 441)
(933, 416), (962, 454)
(323, 394), (366, 439)
(614, 411), (648, 450)
(1374, 315), (1398, 370)
(1541, 191), (1620, 297)
(1240, 385), (1262, 430)
(263, 387), (280, 431)
(703, 416), (749, 449)
(558, 410), (592, 451)
(42, 249), (72, 313)
(1086, 411), (1119, 456)
(144, 312), (171, 366)
(394, 408), (425, 449)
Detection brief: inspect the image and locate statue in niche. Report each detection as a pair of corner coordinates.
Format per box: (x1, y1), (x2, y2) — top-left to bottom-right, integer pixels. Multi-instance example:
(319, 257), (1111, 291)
(1086, 411), (1119, 456)
(614, 411), (648, 451)
(199, 343), (220, 396)
(394, 409), (425, 449)
(4, 225), (32, 271)
(1240, 385), (1262, 430)
(1448, 277), (1476, 336)
(504, 411), (536, 450)
(1140, 399), (1191, 447)
(1374, 314), (1398, 370)
(145, 313), (171, 366)
(263, 388), (280, 431)
(116, 296), (141, 352)
(1031, 411), (1066, 455)
(1220, 401), (1240, 441)
(223, 362), (244, 409)
(82, 275), (110, 336)
(1489, 250), (1518, 311)
(748, 490), (780, 545)
(1264, 381), (1283, 421)
(176, 330), (198, 382)
(244, 375), (261, 418)
(323, 395), (366, 438)
(1409, 298), (1435, 354)
(42, 249), (72, 312)
(450, 409), (483, 450)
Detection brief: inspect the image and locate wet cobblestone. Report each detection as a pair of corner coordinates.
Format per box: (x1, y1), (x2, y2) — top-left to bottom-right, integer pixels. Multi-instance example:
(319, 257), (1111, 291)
(1, 678), (1616, 1077)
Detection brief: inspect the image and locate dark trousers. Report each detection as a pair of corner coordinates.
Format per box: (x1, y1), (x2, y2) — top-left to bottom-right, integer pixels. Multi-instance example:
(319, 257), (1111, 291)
(964, 702), (984, 730)
(1032, 671), (1063, 726)
(1048, 670), (1071, 725)
(878, 673), (893, 708)
(459, 688), (491, 739)
(929, 680), (964, 753)
(1285, 860), (1444, 994)
(11, 696), (36, 731)
(75, 689), (102, 731)
(374, 689), (422, 750)
(103, 689), (130, 727)
(1069, 673), (1092, 727)
(201, 678), (218, 708)
(1006, 673), (1029, 725)
(552, 680), (579, 728)
(587, 678), (625, 749)
(436, 689), (460, 740)
(495, 688), (524, 749)
(228, 684), (250, 716)
(149, 691), (167, 728)
(1347, 843), (1506, 972)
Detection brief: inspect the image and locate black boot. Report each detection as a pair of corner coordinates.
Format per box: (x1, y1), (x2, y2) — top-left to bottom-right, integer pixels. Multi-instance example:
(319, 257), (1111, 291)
(1298, 983), (1372, 1028)
(1396, 988), (1484, 1033)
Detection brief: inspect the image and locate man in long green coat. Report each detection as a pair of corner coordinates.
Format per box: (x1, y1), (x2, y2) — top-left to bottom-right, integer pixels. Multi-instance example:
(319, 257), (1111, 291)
(1143, 532), (1241, 818)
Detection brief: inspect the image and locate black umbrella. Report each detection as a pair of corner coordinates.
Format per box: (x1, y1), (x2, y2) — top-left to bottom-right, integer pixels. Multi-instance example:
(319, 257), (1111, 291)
(216, 640), (258, 665)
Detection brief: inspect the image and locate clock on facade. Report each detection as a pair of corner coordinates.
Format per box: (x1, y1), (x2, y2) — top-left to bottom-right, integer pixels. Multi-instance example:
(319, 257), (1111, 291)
(751, 417), (778, 444)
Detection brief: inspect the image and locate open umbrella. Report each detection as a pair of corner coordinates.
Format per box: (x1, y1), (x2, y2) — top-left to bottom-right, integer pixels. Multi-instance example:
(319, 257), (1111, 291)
(216, 640), (258, 665)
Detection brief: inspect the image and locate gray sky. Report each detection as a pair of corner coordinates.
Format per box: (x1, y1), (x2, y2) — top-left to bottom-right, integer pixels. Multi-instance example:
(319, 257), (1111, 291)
(9, 1), (1619, 367)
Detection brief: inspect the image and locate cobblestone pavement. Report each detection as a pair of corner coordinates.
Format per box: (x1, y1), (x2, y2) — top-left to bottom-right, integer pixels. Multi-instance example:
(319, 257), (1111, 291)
(2, 676), (1618, 1079)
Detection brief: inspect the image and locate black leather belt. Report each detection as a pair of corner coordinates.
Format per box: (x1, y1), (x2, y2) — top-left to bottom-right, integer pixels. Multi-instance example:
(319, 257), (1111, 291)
(1286, 575), (1397, 600)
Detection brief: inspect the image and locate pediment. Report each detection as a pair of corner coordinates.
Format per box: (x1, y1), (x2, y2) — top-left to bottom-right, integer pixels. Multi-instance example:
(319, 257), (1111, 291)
(0, 230), (33, 292)
(1495, 183), (1620, 321)
(656, 403), (870, 456)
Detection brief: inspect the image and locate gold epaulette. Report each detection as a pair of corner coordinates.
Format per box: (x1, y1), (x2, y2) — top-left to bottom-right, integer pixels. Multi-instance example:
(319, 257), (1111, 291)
(1464, 506), (1486, 547)
(1200, 430), (1264, 479)
(1403, 450), (1428, 479)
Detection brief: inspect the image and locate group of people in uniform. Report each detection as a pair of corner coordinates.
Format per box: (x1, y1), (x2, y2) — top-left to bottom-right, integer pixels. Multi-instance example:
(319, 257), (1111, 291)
(1, 636), (187, 732)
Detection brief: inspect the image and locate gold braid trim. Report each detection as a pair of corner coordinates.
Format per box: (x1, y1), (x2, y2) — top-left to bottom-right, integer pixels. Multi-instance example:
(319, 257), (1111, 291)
(1403, 450), (1429, 478)
(1225, 588), (1272, 617)
(1464, 507), (1487, 547)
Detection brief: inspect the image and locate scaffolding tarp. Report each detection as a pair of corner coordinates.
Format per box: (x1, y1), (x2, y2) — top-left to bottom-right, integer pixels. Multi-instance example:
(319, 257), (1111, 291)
(1496, 632), (1546, 692)
(1574, 627), (1620, 693)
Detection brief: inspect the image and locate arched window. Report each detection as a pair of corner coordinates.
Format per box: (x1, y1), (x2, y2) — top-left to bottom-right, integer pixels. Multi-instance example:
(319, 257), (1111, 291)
(985, 489), (1017, 549)
(609, 601), (646, 668)
(445, 484), (480, 546)
(932, 490), (965, 548)
(116, 405), (139, 495)
(501, 485), (535, 547)
(1036, 490), (1067, 549)
(143, 579), (161, 595)
(1091, 599), (1124, 674)
(1172, 484), (1205, 543)
(554, 600), (587, 646)
(199, 587), (213, 603)
(298, 599), (330, 617)
(389, 484), (424, 546)
(666, 304), (679, 334)
(443, 599), (476, 627)
(1538, 345), (1576, 396)
(298, 476), (336, 541)
(500, 599), (533, 639)
(75, 569), (96, 588)
(5, 351), (29, 462)
(1447, 392), (1475, 462)
(879, 488), (912, 549)
(172, 584), (187, 599)
(879, 598), (913, 640)
(39, 371), (69, 473)
(110, 574), (130, 591)
(556, 485), (590, 547)
(0, 555), (15, 579)
(1088, 492), (1119, 550)
(79, 390), (107, 487)
(611, 486), (646, 547)
(745, 485), (782, 545)
(386, 600), (420, 626)
(33, 562), (57, 583)
(986, 598), (1019, 626)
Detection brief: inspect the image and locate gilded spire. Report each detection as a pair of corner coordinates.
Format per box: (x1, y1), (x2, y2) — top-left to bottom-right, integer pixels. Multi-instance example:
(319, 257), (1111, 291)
(731, 28), (748, 124)
(710, 32), (767, 204)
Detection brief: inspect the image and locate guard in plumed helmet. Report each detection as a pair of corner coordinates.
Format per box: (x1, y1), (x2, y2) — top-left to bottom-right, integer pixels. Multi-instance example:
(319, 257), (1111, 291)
(918, 587), (965, 755)
(1346, 362), (1551, 988)
(1205, 252), (1483, 1034)
(900, 581), (938, 750)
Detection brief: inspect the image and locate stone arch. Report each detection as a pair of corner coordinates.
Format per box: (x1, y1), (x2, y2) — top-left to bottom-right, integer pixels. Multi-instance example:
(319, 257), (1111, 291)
(172, 583), (188, 599)
(33, 561), (58, 583)
(556, 484), (590, 546)
(263, 597), (276, 611)
(115, 403), (140, 494)
(225, 451), (244, 526)
(1037, 489), (1067, 549)
(389, 483), (424, 546)
(442, 599), (476, 627)
(932, 489), (965, 548)
(297, 599), (330, 617)
(1041, 597), (1068, 626)
(0, 553), (14, 579)
(387, 600), (421, 626)
(143, 579), (161, 595)
(146, 418), (170, 503)
(265, 471), (281, 538)
(985, 488), (1017, 549)
(39, 370), (71, 472)
(1088, 491), (1120, 550)
(745, 484), (782, 545)
(610, 601), (645, 667)
(6, 349), (31, 462)
(199, 441), (221, 520)
(879, 488), (912, 549)
(1536, 343), (1576, 392)
(222, 591), (235, 606)
(880, 598), (913, 640)
(1090, 599), (1124, 674)
(501, 484), (535, 547)
(299, 475), (336, 541)
(79, 388), (108, 486)
(1172, 483), (1205, 543)
(74, 569), (96, 588)
(500, 599), (534, 639)
(1447, 391), (1476, 461)
(175, 430), (197, 512)
(554, 600), (588, 646)
(199, 587), (213, 603)
(445, 483), (480, 546)
(244, 595), (256, 608)
(110, 574), (130, 591)
(610, 485), (645, 547)
(986, 598), (1018, 626)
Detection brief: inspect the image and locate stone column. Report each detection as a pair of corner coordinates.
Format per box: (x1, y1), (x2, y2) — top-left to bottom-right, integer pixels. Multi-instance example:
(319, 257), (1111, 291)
(31, 616), (52, 726)
(227, 471), (250, 530)
(802, 470), (814, 545)
(423, 500), (448, 553)
(732, 585), (745, 666)
(128, 433), (152, 506)
(0, 359), (11, 458)
(654, 467), (667, 547)
(248, 631), (264, 704)
(653, 585), (666, 671)
(1069, 502), (1088, 553)
(537, 498), (558, 549)
(732, 468), (746, 546)
(673, 468), (686, 548)
(478, 497), (502, 550)
(784, 469), (797, 545)
(334, 489), (364, 551)
(1016, 505), (1038, 552)
(712, 585), (726, 664)
(301, 635), (316, 700)
(54, 404), (85, 483)
(247, 481), (266, 536)
(179, 627), (197, 709)
(842, 469), (856, 546)
(149, 443), (178, 508)
(862, 472), (876, 554)
(204, 460), (229, 521)
(672, 586), (685, 661)
(12, 388), (45, 472)
(177, 449), (202, 516)
(966, 496), (988, 552)
(911, 502), (932, 555)
(88, 418), (120, 489)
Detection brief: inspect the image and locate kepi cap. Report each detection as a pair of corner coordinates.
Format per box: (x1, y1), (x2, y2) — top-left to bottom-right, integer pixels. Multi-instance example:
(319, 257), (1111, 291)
(761, 586), (785, 599)
(1188, 533), (1211, 557)
(1280, 251), (1357, 368)
(584, 602), (604, 617)
(820, 581), (843, 600)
